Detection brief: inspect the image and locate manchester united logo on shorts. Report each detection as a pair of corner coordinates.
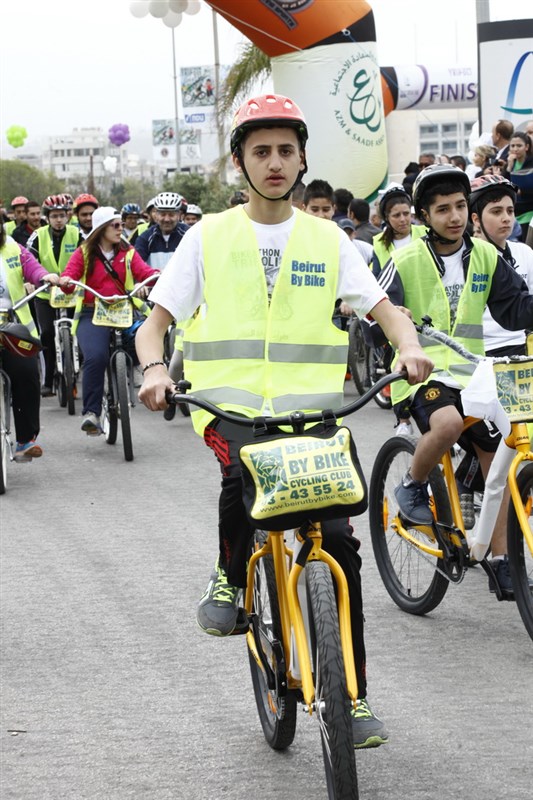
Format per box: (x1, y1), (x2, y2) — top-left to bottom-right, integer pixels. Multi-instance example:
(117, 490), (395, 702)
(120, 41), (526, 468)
(425, 387), (440, 401)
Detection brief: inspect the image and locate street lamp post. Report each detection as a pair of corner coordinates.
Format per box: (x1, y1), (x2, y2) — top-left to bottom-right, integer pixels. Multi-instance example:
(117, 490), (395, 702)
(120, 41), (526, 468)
(171, 26), (181, 173)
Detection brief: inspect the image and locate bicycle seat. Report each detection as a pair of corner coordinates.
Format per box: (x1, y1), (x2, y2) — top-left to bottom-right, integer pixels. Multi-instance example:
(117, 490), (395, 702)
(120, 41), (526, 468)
(0, 323), (42, 357)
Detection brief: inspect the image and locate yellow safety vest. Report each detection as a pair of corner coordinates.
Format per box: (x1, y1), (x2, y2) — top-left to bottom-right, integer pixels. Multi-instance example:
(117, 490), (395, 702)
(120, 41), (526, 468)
(389, 237), (499, 404)
(0, 238), (39, 336)
(184, 206), (347, 435)
(35, 225), (79, 299)
(372, 224), (427, 272)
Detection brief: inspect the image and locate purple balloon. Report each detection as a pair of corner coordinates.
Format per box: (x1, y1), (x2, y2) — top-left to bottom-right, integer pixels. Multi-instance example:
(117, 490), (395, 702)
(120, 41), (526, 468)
(108, 123), (130, 147)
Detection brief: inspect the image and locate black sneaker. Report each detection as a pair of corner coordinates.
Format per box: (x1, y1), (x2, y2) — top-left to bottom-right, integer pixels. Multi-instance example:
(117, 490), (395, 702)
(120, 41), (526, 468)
(351, 699), (389, 749)
(196, 558), (241, 636)
(394, 473), (433, 525)
(488, 556), (514, 597)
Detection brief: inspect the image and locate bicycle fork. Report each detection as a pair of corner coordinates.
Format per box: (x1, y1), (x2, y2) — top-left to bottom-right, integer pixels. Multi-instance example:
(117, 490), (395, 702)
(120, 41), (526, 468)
(245, 526), (359, 714)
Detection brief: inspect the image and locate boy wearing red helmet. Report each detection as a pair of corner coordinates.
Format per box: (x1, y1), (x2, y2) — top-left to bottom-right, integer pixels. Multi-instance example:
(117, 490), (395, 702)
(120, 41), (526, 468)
(136, 94), (433, 748)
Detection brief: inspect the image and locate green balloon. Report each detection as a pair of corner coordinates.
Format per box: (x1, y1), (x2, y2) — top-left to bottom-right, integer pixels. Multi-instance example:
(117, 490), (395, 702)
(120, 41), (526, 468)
(6, 125), (28, 148)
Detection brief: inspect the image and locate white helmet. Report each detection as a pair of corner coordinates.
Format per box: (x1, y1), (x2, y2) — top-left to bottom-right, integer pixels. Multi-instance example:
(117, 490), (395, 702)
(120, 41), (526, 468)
(185, 203), (202, 217)
(153, 192), (186, 212)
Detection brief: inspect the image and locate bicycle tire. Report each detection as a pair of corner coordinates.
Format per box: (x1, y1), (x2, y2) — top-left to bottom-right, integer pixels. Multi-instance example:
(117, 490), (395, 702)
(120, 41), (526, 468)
(369, 436), (451, 614)
(365, 346), (392, 410)
(0, 377), (8, 495)
(347, 318), (367, 396)
(56, 369), (67, 409)
(60, 327), (76, 416)
(102, 366), (118, 445)
(306, 560), (358, 800)
(247, 532), (297, 750)
(115, 351), (133, 462)
(507, 463), (533, 641)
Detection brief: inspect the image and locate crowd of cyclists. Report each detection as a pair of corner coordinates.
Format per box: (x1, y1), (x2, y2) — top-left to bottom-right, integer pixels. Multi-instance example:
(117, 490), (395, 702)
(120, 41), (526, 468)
(2, 96), (533, 750)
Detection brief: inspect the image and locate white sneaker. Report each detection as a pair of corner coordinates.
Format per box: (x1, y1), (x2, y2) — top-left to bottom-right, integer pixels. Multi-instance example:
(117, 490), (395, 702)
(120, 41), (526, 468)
(81, 413), (102, 436)
(396, 421), (414, 436)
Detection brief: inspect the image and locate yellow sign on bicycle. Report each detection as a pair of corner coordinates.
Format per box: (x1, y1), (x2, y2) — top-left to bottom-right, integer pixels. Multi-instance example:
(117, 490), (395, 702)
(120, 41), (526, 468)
(494, 360), (533, 422)
(92, 298), (133, 328)
(240, 426), (367, 528)
(50, 286), (81, 309)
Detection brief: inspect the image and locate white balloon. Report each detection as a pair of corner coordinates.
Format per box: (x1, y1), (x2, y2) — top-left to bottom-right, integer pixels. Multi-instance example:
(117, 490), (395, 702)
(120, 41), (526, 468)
(129, 0), (150, 18)
(149, 0), (169, 18)
(103, 156), (118, 174)
(162, 9), (182, 27)
(184, 0), (201, 15)
(169, 0), (187, 11)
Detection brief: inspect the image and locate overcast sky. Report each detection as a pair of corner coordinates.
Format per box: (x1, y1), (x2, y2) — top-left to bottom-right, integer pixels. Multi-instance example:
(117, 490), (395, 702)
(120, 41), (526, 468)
(1, 0), (531, 155)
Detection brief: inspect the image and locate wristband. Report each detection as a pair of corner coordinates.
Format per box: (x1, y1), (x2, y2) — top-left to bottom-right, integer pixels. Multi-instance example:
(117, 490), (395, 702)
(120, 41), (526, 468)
(142, 361), (166, 375)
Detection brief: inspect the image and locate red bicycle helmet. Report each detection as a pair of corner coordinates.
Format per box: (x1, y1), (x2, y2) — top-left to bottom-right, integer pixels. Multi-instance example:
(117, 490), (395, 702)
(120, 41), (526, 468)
(469, 174), (517, 213)
(42, 195), (69, 214)
(73, 193), (99, 212)
(0, 322), (41, 358)
(11, 196), (29, 207)
(230, 94), (308, 155)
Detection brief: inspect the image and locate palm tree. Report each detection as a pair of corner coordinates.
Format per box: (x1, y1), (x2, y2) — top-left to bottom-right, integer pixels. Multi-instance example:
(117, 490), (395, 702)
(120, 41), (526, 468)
(219, 43), (271, 117)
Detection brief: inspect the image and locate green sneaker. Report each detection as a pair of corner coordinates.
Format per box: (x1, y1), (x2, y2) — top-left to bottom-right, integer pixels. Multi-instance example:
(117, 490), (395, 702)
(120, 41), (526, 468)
(196, 558), (241, 636)
(351, 699), (389, 749)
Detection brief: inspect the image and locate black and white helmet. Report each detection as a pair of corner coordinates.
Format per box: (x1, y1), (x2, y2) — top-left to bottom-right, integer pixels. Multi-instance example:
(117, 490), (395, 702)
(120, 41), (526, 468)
(153, 192), (186, 212)
(412, 164), (471, 217)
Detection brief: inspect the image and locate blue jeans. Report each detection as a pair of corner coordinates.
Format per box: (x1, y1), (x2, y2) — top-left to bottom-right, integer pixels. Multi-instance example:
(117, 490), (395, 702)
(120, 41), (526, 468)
(77, 311), (112, 416)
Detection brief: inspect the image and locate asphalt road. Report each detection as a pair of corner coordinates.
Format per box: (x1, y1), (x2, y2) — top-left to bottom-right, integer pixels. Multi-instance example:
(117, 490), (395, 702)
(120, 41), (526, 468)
(1, 382), (532, 800)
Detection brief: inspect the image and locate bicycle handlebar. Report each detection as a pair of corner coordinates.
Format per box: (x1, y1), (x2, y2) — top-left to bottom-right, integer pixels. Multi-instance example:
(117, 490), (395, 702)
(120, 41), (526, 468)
(166, 369), (407, 431)
(64, 274), (158, 303)
(417, 317), (533, 365)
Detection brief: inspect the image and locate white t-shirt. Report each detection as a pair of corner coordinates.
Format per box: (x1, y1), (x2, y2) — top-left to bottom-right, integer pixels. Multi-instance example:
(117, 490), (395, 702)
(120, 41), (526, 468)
(0, 254), (12, 310)
(392, 234), (412, 250)
(483, 240), (533, 351)
(150, 210), (386, 323)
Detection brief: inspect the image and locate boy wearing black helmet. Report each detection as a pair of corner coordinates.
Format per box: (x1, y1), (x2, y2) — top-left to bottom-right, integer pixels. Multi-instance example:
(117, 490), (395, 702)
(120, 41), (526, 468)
(375, 164), (533, 594)
(136, 94), (433, 747)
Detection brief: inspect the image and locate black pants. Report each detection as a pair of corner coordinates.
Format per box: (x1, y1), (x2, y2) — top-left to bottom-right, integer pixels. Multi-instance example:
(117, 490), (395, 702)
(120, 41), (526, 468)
(34, 298), (56, 388)
(2, 351), (40, 443)
(204, 417), (367, 698)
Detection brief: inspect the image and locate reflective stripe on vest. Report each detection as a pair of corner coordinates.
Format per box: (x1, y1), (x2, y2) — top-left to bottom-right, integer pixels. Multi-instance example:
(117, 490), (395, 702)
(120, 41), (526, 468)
(389, 237), (498, 404)
(0, 239), (39, 336)
(184, 206), (345, 435)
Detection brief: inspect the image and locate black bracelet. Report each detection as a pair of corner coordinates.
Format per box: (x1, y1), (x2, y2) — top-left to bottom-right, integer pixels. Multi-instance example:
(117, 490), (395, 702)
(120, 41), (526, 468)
(142, 361), (166, 375)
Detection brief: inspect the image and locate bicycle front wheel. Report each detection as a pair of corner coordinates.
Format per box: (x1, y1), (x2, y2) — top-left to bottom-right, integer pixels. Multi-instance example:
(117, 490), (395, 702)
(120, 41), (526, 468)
(365, 346), (392, 409)
(247, 533), (297, 750)
(60, 327), (76, 416)
(102, 366), (118, 445)
(507, 463), (533, 640)
(369, 436), (451, 614)
(115, 351), (133, 462)
(306, 560), (358, 800)
(347, 318), (367, 396)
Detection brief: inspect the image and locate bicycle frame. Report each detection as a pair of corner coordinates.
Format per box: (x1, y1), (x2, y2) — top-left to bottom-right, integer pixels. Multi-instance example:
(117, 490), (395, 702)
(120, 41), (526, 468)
(245, 524), (358, 712)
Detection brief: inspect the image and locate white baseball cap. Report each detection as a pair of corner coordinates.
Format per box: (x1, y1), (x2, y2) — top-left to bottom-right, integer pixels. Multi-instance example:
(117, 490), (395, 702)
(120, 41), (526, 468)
(88, 206), (121, 237)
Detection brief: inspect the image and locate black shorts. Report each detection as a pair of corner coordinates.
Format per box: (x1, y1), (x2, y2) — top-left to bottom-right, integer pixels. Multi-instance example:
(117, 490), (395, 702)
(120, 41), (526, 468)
(409, 380), (501, 455)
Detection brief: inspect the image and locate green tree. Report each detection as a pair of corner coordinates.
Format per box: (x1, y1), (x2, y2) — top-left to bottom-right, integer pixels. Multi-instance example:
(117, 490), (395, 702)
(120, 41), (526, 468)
(0, 160), (64, 206)
(219, 42), (271, 116)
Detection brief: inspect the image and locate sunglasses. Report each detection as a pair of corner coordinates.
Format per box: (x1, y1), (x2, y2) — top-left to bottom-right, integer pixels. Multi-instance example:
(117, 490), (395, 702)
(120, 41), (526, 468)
(108, 221), (123, 230)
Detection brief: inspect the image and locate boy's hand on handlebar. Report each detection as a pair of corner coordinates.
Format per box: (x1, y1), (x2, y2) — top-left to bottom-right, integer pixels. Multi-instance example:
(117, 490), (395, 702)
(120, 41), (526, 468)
(396, 344), (434, 385)
(138, 364), (174, 411)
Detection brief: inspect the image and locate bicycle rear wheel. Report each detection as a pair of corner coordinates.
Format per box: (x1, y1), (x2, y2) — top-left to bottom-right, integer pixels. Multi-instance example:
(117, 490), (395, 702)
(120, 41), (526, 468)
(247, 532), (297, 750)
(0, 376), (8, 495)
(347, 318), (367, 396)
(365, 346), (392, 409)
(507, 463), (533, 640)
(306, 560), (358, 800)
(60, 327), (76, 416)
(115, 351), (133, 462)
(102, 366), (118, 445)
(369, 436), (451, 614)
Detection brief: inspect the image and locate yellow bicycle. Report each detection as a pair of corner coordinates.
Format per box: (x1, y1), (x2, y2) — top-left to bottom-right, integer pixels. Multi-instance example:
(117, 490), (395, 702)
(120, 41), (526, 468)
(369, 322), (533, 640)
